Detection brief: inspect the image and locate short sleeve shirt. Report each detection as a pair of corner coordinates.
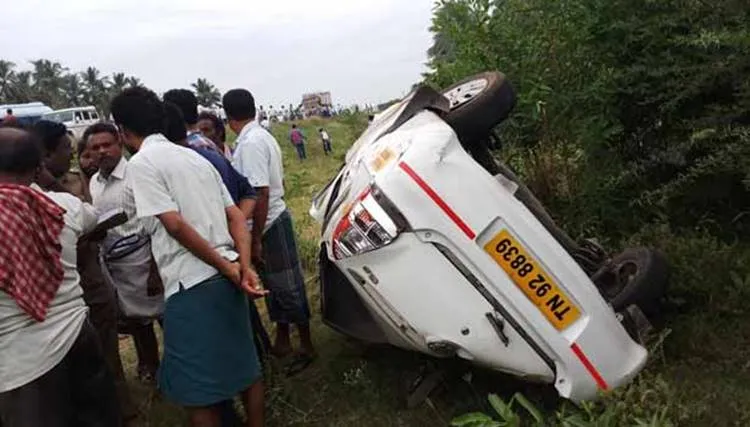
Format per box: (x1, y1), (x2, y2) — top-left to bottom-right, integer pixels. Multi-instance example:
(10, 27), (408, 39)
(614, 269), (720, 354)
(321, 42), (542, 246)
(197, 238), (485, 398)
(232, 121), (287, 231)
(0, 188), (96, 392)
(126, 134), (238, 299)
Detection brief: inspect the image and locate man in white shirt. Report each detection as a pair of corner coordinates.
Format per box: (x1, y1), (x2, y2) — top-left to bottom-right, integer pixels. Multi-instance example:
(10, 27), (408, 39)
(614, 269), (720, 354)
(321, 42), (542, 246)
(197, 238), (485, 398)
(0, 127), (119, 427)
(225, 89), (315, 370)
(110, 87), (266, 427)
(85, 122), (163, 385)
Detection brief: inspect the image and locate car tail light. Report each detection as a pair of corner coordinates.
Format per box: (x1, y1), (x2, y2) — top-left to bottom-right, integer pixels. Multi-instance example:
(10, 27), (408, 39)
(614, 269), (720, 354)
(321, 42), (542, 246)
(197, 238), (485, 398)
(332, 185), (408, 259)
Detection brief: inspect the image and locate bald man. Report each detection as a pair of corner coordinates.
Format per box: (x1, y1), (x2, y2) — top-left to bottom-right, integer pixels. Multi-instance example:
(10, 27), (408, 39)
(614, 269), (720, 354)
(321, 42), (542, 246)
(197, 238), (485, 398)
(0, 128), (120, 427)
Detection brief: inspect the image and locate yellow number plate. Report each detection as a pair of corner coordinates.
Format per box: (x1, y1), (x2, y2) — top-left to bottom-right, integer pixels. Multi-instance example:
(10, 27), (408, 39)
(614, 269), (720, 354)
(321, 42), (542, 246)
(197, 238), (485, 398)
(484, 230), (581, 330)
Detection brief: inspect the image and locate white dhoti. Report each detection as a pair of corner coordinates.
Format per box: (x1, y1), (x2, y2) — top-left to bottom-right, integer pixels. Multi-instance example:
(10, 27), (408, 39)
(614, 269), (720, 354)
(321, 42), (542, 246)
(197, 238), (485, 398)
(101, 234), (164, 320)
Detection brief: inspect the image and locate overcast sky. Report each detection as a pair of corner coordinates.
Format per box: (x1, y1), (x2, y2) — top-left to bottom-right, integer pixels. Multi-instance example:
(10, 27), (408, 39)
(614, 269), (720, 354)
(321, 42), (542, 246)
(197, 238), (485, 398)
(0, 0), (435, 108)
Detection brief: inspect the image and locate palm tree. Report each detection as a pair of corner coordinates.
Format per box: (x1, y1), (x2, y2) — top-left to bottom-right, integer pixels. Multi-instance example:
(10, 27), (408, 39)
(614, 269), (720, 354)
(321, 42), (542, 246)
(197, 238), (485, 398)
(62, 74), (84, 106)
(8, 71), (33, 103)
(30, 59), (67, 108)
(0, 60), (15, 101)
(191, 78), (221, 107)
(125, 76), (142, 88)
(81, 66), (110, 111)
(110, 72), (127, 94)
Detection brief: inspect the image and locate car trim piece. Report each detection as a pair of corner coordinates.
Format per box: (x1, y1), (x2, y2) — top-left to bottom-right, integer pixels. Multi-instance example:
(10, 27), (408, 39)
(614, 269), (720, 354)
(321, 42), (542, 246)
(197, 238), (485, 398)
(399, 160), (609, 392)
(398, 162), (476, 240)
(570, 343), (609, 391)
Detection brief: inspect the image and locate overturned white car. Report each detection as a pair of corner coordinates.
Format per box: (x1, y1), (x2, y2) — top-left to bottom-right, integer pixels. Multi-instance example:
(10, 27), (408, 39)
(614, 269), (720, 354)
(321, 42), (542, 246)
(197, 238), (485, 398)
(310, 72), (668, 403)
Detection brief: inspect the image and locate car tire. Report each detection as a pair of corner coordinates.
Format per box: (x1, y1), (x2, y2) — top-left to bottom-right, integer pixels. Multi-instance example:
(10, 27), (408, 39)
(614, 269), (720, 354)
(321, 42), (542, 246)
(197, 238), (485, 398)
(441, 71), (516, 141)
(606, 248), (670, 315)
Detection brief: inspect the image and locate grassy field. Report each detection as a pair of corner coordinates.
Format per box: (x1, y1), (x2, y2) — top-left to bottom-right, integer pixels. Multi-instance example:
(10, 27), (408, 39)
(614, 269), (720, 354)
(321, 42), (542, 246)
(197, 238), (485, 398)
(119, 115), (750, 426)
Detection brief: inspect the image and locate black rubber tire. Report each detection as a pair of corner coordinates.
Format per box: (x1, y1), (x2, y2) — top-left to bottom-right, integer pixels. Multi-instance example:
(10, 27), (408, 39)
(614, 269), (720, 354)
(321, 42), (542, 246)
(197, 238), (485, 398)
(441, 71), (516, 141)
(608, 248), (670, 315)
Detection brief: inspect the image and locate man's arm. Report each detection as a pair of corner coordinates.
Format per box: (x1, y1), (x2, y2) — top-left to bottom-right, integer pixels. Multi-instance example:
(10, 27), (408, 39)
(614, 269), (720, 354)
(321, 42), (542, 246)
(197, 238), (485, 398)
(238, 198), (256, 220)
(251, 187), (270, 266)
(157, 211), (238, 282)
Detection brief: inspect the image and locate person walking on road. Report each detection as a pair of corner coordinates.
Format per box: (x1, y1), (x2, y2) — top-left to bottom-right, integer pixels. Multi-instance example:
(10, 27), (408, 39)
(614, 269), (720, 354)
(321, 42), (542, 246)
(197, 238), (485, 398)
(289, 124), (306, 161)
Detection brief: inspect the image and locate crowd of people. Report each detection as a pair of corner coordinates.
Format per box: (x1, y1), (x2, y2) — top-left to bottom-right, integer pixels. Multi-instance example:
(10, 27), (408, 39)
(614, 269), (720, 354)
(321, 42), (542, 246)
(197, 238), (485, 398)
(0, 86), (318, 427)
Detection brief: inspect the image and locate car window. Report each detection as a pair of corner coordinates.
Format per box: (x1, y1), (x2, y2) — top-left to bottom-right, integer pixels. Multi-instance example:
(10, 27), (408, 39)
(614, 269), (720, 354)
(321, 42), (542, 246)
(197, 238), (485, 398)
(90, 111), (99, 120)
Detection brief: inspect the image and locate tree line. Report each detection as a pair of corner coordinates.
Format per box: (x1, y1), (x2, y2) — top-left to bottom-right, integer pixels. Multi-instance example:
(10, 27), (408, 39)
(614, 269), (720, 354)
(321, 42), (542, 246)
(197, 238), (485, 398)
(0, 59), (222, 114)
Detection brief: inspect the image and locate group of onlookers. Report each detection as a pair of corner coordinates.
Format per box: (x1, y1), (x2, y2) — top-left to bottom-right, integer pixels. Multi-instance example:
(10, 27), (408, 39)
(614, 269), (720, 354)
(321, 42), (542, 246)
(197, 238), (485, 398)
(0, 86), (316, 427)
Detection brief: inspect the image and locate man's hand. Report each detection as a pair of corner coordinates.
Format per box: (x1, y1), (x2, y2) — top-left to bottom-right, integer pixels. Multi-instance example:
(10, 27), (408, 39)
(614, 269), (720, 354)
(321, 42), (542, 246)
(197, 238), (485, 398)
(240, 266), (268, 299)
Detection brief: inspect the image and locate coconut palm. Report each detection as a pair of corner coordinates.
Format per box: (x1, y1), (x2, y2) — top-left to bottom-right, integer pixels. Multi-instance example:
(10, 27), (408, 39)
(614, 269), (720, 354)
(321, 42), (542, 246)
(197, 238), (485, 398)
(110, 72), (127, 94)
(62, 74), (84, 106)
(7, 71), (33, 103)
(125, 76), (142, 88)
(191, 78), (221, 107)
(0, 60), (15, 100)
(81, 66), (111, 112)
(30, 59), (67, 107)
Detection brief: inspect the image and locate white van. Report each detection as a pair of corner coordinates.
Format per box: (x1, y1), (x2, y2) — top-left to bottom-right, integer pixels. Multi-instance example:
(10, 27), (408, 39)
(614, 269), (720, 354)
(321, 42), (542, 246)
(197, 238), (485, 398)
(42, 106), (101, 141)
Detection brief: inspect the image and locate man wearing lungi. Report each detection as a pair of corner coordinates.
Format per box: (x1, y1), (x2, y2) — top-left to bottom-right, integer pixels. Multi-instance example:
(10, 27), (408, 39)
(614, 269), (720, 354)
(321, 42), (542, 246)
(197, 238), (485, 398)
(87, 122), (164, 384)
(224, 89), (316, 374)
(111, 87), (266, 427)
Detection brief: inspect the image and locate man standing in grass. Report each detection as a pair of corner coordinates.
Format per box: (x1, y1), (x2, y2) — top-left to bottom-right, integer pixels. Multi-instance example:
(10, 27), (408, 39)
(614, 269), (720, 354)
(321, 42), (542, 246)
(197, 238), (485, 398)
(225, 89), (316, 374)
(289, 124), (306, 161)
(111, 87), (266, 427)
(319, 127), (332, 155)
(0, 127), (120, 427)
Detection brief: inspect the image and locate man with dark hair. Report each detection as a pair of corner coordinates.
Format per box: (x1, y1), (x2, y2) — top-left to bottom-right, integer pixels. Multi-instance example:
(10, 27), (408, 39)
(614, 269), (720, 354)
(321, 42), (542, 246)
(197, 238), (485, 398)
(86, 121), (164, 386)
(198, 111), (231, 158)
(3, 108), (16, 125)
(111, 87), (266, 427)
(289, 124), (306, 161)
(0, 127), (120, 427)
(73, 129), (141, 425)
(163, 89), (219, 152)
(225, 89), (316, 373)
(318, 127), (332, 155)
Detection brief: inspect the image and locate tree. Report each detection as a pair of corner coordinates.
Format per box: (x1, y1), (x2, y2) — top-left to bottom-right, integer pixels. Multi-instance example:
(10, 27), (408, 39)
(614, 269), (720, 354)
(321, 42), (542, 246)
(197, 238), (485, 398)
(61, 74), (84, 106)
(30, 59), (67, 107)
(191, 78), (221, 107)
(7, 71), (33, 104)
(125, 76), (142, 88)
(81, 66), (110, 112)
(0, 60), (15, 100)
(110, 72), (127, 94)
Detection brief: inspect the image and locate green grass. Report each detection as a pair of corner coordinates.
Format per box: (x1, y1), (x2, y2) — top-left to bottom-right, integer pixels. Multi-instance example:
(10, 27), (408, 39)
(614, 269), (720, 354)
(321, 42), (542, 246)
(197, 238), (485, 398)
(120, 115), (750, 426)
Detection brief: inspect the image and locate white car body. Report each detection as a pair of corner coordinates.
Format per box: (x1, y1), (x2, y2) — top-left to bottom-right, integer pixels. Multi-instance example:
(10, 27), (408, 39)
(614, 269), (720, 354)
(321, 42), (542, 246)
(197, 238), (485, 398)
(42, 106), (101, 141)
(311, 94), (647, 402)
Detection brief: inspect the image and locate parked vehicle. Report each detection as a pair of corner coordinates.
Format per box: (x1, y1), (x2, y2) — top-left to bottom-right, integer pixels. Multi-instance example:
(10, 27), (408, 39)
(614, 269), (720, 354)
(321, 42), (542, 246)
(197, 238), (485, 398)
(42, 106), (101, 140)
(0, 102), (53, 126)
(310, 71), (669, 403)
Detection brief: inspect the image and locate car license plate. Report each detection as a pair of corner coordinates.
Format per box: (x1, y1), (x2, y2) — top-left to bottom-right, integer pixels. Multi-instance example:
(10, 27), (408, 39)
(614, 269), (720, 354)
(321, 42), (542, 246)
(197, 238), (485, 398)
(484, 230), (581, 330)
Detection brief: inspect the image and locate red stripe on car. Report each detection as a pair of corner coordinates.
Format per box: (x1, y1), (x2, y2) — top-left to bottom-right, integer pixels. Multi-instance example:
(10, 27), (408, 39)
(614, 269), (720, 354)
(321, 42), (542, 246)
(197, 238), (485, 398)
(571, 343), (609, 391)
(399, 162), (476, 239)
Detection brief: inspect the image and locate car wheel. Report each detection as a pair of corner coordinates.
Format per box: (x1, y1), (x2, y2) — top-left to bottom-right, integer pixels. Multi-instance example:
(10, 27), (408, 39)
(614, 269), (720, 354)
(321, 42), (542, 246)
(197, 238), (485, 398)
(442, 71), (516, 141)
(600, 248), (670, 316)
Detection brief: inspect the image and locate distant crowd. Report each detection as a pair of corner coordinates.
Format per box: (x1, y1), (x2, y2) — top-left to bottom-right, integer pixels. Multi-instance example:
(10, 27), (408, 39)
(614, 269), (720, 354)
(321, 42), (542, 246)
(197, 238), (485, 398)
(0, 87), (326, 427)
